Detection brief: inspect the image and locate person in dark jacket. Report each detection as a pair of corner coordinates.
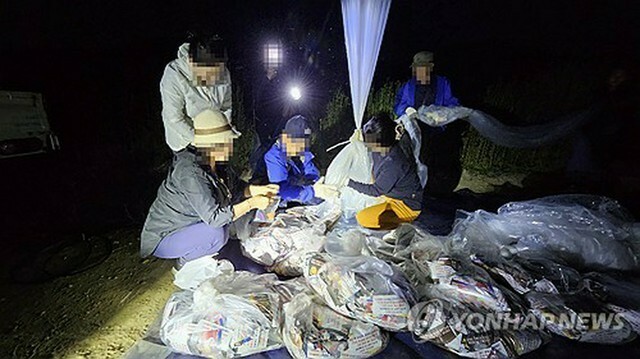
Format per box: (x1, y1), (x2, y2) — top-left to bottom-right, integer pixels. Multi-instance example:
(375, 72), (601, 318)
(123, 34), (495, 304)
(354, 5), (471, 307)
(140, 109), (278, 267)
(250, 42), (295, 183)
(348, 114), (423, 230)
(264, 115), (338, 205)
(394, 50), (466, 196)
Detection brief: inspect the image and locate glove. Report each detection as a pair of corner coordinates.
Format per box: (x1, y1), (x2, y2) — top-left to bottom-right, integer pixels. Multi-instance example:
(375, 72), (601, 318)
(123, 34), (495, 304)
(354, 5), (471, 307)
(313, 177), (338, 200)
(404, 107), (417, 118)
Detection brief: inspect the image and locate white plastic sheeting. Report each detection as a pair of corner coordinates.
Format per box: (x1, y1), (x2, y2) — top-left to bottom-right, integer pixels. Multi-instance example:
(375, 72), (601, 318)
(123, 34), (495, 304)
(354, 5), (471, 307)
(341, 0), (392, 129)
(325, 131), (384, 217)
(414, 104), (598, 149)
(325, 0), (392, 216)
(395, 110), (429, 188)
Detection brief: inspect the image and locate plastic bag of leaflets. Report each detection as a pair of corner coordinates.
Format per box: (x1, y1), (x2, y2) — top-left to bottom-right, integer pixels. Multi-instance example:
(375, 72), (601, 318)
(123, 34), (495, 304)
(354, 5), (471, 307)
(361, 224), (415, 268)
(355, 224), (582, 299)
(376, 225), (547, 358)
(283, 291), (389, 358)
(304, 252), (417, 331)
(525, 290), (636, 343)
(239, 198), (342, 276)
(470, 254), (585, 296)
(468, 253), (637, 344)
(160, 267), (284, 358)
(271, 276), (389, 357)
(451, 195), (640, 272)
(389, 224), (524, 313)
(584, 272), (640, 334)
(408, 298), (547, 359)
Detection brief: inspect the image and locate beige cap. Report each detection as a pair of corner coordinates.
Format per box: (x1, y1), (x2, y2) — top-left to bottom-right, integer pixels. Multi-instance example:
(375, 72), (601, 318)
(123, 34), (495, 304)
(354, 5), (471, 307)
(191, 109), (240, 148)
(411, 51), (434, 67)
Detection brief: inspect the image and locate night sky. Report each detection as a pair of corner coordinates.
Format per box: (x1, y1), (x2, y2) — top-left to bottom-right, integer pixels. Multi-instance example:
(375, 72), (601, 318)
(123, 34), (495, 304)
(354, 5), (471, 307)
(3, 1), (638, 113)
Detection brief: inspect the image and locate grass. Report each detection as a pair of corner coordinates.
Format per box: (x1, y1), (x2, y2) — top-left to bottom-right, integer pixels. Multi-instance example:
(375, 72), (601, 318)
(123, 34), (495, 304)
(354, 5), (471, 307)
(461, 61), (603, 175)
(228, 83), (254, 177)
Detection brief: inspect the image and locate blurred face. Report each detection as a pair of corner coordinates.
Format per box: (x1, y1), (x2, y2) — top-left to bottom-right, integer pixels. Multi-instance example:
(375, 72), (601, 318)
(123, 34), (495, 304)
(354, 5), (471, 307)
(264, 43), (283, 71)
(197, 140), (234, 164)
(190, 60), (226, 86)
(363, 133), (390, 155)
(413, 63), (434, 85)
(281, 133), (308, 157)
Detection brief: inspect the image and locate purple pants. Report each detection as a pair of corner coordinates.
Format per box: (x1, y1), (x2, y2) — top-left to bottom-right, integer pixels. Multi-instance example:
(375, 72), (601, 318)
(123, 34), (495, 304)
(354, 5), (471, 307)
(153, 222), (228, 263)
(153, 222), (266, 273)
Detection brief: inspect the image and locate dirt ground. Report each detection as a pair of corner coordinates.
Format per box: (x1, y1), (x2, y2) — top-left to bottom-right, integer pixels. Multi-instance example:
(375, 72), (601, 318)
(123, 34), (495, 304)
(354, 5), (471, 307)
(0, 228), (175, 359)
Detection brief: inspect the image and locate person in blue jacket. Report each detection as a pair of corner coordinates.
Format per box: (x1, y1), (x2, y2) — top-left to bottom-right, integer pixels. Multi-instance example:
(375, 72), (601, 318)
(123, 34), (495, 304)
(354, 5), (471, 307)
(394, 51), (459, 116)
(264, 115), (338, 205)
(394, 51), (467, 197)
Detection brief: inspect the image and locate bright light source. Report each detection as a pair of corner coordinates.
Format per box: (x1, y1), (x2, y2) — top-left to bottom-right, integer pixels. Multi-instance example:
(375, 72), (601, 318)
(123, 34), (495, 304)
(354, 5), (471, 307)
(289, 86), (302, 101)
(264, 43), (283, 68)
(268, 48), (280, 63)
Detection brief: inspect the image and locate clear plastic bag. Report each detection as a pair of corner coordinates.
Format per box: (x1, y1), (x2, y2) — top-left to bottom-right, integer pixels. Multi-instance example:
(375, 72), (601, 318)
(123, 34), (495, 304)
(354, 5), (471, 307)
(471, 255), (584, 295)
(160, 271), (283, 358)
(272, 277), (310, 303)
(452, 195), (639, 271)
(584, 272), (640, 334)
(422, 257), (517, 313)
(304, 252), (417, 331)
(252, 196), (281, 224)
(386, 225), (522, 313)
(364, 224), (424, 265)
(526, 291), (636, 343)
(173, 256), (235, 290)
(408, 299), (546, 359)
(324, 228), (366, 257)
(239, 200), (341, 276)
(283, 292), (389, 358)
(325, 138), (385, 218)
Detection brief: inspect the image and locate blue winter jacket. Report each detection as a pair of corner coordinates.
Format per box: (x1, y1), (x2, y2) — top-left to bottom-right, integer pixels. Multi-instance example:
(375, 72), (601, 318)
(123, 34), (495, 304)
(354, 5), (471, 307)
(264, 141), (321, 204)
(393, 76), (459, 117)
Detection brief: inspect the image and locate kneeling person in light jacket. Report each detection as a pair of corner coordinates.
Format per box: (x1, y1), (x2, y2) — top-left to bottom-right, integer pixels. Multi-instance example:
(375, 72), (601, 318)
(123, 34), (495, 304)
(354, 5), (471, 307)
(140, 110), (278, 266)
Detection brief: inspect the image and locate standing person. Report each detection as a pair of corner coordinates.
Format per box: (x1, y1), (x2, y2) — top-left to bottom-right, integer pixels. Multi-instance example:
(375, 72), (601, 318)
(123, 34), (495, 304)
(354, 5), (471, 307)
(394, 51), (466, 197)
(250, 42), (291, 182)
(140, 110), (278, 268)
(348, 114), (423, 230)
(160, 34), (233, 152)
(264, 115), (337, 205)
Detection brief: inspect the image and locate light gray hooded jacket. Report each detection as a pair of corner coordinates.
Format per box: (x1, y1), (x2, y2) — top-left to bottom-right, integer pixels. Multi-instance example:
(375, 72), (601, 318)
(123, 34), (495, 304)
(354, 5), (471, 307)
(160, 43), (233, 151)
